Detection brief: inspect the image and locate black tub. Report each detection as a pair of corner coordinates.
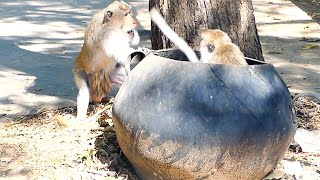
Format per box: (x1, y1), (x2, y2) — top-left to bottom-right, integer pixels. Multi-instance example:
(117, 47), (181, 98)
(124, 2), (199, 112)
(113, 49), (296, 180)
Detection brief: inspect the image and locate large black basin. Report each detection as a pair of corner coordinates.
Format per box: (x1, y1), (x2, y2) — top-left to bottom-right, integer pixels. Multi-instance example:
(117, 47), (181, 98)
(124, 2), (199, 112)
(113, 49), (296, 180)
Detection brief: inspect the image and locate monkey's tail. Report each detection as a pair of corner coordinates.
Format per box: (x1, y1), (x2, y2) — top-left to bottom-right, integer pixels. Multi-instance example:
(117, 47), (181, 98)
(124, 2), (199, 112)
(150, 8), (199, 63)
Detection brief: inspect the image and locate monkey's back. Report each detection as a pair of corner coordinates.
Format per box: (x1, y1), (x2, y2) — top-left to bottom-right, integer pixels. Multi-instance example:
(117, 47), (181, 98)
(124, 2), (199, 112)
(212, 43), (247, 65)
(84, 10), (105, 46)
(74, 7), (117, 74)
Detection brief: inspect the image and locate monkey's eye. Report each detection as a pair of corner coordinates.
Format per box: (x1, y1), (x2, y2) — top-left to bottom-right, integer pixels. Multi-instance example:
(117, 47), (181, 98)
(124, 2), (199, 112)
(125, 10), (131, 16)
(207, 44), (215, 53)
(116, 63), (122, 68)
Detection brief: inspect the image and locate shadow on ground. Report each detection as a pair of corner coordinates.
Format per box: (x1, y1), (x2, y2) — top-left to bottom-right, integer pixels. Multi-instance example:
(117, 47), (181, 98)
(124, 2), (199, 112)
(0, 143), (31, 179)
(0, 0), (150, 115)
(0, 37), (77, 114)
(260, 35), (319, 92)
(0, 0), (319, 114)
(254, 0), (320, 94)
(291, 0), (320, 24)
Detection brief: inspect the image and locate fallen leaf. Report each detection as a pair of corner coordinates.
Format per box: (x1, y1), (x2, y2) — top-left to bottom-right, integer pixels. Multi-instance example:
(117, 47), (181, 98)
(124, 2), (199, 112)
(88, 148), (94, 158)
(311, 12), (320, 19)
(0, 157), (12, 163)
(302, 44), (319, 50)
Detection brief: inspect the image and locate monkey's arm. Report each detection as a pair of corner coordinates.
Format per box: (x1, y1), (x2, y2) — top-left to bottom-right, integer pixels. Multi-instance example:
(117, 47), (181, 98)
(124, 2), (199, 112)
(150, 9), (199, 63)
(73, 69), (90, 120)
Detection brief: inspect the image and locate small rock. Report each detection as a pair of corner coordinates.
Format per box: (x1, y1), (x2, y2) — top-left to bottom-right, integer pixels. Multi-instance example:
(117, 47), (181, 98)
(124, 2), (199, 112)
(283, 161), (303, 177)
(0, 157), (12, 163)
(263, 169), (286, 179)
(294, 128), (320, 153)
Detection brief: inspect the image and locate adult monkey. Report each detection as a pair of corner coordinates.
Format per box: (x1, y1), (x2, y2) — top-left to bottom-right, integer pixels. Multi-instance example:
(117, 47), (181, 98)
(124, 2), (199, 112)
(73, 0), (140, 120)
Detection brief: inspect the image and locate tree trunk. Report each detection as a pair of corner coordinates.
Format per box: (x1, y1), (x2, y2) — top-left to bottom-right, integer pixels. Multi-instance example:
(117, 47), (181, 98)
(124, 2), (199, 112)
(149, 0), (264, 61)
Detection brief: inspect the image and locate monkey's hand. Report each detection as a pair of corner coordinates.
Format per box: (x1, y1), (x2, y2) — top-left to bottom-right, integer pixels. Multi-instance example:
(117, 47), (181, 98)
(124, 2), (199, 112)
(137, 46), (152, 54)
(109, 64), (127, 85)
(110, 74), (126, 85)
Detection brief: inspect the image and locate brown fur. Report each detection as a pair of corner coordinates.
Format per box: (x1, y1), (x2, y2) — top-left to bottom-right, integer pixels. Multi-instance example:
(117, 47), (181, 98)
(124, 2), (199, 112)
(88, 70), (111, 103)
(200, 29), (247, 65)
(74, 1), (136, 75)
(73, 0), (139, 119)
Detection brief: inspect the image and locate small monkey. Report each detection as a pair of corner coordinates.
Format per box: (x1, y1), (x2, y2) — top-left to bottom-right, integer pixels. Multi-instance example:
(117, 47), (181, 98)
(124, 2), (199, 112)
(200, 29), (248, 65)
(73, 0), (140, 120)
(150, 9), (248, 65)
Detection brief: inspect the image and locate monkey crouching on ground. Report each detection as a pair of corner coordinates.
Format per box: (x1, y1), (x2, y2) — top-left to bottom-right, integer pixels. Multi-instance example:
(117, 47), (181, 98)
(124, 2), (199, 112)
(200, 29), (248, 65)
(73, 0), (140, 120)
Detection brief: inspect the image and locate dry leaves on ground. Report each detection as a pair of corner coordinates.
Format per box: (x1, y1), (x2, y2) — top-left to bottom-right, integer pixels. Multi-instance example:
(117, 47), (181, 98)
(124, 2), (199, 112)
(1, 94), (320, 180)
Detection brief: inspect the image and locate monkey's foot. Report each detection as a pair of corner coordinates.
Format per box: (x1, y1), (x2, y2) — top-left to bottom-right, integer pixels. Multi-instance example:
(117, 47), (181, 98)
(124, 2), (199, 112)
(137, 46), (151, 54)
(75, 115), (87, 122)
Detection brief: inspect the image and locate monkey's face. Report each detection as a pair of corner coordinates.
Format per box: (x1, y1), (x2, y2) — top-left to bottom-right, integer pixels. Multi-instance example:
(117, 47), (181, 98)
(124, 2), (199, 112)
(122, 14), (140, 46)
(104, 1), (140, 46)
(199, 31), (215, 62)
(201, 29), (232, 47)
(200, 32), (215, 52)
(121, 6), (138, 43)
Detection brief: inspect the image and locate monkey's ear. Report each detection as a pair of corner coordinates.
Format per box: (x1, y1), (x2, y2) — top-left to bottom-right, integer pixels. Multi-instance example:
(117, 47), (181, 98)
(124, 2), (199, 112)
(207, 44), (215, 53)
(103, 10), (113, 24)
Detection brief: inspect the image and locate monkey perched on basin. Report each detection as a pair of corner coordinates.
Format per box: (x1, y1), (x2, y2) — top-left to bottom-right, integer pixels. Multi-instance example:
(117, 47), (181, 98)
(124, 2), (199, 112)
(73, 0), (140, 120)
(150, 9), (247, 65)
(200, 29), (247, 65)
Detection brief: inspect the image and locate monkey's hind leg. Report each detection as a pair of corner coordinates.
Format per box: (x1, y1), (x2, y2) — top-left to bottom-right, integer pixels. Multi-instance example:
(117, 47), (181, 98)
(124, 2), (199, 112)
(74, 69), (90, 120)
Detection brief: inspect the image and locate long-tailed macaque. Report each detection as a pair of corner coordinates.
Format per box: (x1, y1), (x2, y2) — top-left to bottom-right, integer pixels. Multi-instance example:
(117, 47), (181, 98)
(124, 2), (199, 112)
(73, 0), (140, 120)
(200, 29), (248, 65)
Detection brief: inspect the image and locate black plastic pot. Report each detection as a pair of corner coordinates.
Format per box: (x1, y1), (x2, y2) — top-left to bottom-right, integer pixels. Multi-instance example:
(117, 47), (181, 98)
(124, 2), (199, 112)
(113, 49), (296, 180)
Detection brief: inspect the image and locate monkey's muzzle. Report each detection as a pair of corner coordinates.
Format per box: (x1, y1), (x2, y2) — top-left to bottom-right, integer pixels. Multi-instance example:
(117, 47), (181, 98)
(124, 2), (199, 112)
(127, 30), (135, 38)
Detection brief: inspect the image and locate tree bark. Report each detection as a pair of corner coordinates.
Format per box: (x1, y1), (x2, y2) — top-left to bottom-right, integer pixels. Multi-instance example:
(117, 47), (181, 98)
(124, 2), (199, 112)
(149, 0), (264, 61)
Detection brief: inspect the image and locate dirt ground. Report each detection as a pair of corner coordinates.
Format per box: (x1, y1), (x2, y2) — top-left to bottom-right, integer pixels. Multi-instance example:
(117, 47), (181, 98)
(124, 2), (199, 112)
(1, 0), (320, 180)
(1, 96), (319, 180)
(0, 102), (139, 180)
